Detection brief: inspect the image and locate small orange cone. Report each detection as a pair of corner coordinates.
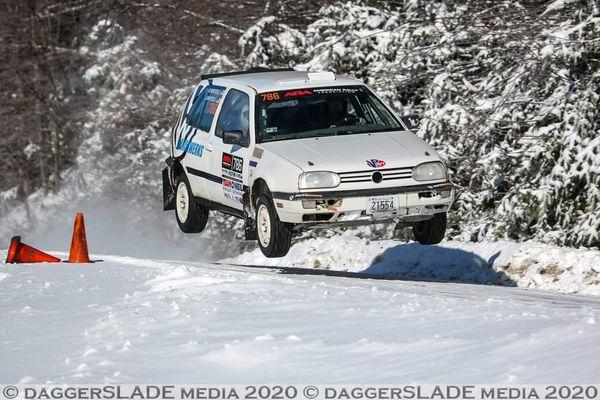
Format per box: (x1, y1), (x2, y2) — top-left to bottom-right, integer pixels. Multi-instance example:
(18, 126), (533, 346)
(68, 213), (91, 263)
(5, 236), (61, 263)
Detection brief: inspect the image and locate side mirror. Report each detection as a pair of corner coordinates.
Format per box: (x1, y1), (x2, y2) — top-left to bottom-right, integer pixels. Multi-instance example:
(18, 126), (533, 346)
(400, 115), (420, 131)
(222, 130), (245, 146)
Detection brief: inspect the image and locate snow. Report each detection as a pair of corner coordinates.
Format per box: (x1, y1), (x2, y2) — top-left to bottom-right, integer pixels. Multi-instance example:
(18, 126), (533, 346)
(139, 62), (161, 80)
(224, 236), (600, 296)
(23, 143), (40, 159)
(200, 53), (236, 75)
(0, 186), (17, 202)
(540, 44), (555, 58)
(1, 0), (599, 384)
(543, 0), (576, 14)
(89, 19), (117, 41)
(1, 251), (600, 383)
(83, 64), (105, 84)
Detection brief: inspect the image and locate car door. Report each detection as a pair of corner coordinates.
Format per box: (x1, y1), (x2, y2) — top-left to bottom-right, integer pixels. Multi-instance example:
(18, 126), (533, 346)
(206, 85), (254, 211)
(181, 84), (226, 201)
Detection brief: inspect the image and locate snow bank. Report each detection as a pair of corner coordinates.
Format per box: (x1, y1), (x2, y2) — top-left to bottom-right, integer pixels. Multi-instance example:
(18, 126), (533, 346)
(223, 236), (600, 295)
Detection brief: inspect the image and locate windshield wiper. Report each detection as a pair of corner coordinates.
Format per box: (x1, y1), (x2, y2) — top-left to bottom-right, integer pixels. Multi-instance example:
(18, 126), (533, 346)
(369, 127), (402, 133)
(262, 134), (308, 142)
(334, 129), (361, 136)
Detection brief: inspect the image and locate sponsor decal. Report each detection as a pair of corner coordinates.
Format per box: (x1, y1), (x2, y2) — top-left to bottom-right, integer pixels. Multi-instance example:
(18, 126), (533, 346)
(252, 147), (264, 159)
(205, 87), (225, 115)
(221, 152), (244, 203)
(222, 153), (232, 169)
(292, 193), (323, 199)
(260, 92), (280, 101)
(176, 137), (203, 157)
(222, 178), (244, 192)
(312, 87), (362, 94)
(260, 87), (364, 103)
(249, 160), (258, 168)
(208, 101), (219, 115)
(222, 153), (243, 173)
(260, 90), (313, 102)
(284, 90), (313, 97)
(366, 159), (386, 168)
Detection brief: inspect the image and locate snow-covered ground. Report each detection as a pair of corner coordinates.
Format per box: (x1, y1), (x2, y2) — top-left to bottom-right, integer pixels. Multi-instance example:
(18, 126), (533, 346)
(1, 249), (600, 383)
(225, 235), (600, 296)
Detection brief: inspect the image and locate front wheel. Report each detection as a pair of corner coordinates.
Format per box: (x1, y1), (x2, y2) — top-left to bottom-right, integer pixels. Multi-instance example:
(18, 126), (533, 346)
(255, 195), (292, 257)
(175, 175), (209, 233)
(412, 212), (446, 245)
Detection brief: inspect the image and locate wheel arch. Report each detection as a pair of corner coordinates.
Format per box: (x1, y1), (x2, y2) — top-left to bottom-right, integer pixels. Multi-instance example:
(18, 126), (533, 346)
(171, 159), (185, 185)
(251, 178), (271, 208)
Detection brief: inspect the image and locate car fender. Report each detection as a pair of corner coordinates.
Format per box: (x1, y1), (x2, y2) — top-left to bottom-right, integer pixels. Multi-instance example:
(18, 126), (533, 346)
(248, 147), (304, 206)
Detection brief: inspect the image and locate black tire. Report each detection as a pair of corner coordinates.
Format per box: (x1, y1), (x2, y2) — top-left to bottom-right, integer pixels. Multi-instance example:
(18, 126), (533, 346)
(255, 195), (293, 257)
(175, 174), (209, 233)
(412, 212), (447, 245)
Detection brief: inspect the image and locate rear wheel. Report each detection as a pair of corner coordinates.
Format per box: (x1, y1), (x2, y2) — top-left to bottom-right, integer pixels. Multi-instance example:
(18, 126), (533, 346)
(256, 195), (292, 257)
(175, 175), (209, 233)
(412, 212), (446, 245)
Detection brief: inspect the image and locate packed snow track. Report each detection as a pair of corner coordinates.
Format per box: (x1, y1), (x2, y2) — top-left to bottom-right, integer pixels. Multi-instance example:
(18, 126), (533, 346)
(1, 253), (600, 383)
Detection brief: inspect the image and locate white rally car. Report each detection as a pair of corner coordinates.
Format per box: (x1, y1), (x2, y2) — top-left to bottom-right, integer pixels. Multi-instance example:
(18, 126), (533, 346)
(163, 68), (454, 257)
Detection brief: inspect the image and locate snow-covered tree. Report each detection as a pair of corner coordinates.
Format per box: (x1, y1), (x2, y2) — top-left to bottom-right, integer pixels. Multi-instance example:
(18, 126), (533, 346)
(240, 0), (600, 248)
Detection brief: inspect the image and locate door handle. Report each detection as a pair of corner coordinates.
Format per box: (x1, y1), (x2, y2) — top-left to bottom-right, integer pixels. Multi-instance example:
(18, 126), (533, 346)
(205, 143), (213, 152)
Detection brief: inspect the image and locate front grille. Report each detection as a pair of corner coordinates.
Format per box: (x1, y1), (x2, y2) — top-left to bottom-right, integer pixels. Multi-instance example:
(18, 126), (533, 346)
(338, 166), (413, 183)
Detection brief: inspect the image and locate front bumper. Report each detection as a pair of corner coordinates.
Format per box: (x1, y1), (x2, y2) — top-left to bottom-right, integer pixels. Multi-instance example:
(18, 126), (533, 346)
(272, 181), (454, 225)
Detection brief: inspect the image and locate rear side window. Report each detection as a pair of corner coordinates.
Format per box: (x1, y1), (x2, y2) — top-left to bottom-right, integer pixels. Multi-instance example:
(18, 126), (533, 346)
(174, 85), (203, 133)
(186, 85), (225, 131)
(215, 89), (250, 139)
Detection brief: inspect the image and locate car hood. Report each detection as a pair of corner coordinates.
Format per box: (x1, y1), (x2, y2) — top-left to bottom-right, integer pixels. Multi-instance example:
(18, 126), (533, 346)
(259, 131), (439, 172)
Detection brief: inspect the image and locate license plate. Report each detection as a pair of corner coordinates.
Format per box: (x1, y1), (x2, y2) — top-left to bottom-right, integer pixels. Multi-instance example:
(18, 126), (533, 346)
(366, 196), (399, 215)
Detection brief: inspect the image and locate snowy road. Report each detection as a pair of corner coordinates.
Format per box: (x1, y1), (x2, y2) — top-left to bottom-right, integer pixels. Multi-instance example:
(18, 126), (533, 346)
(1, 254), (600, 383)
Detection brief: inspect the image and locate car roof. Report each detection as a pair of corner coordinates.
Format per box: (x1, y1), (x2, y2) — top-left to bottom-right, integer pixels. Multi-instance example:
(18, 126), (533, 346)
(202, 70), (363, 93)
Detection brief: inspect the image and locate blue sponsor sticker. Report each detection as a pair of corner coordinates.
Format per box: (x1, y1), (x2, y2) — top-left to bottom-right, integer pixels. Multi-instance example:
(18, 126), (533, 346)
(249, 160), (258, 167)
(366, 159), (386, 168)
(177, 138), (204, 157)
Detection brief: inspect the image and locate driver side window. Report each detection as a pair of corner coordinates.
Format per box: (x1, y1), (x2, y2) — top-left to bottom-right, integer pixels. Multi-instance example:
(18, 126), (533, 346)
(215, 89), (250, 141)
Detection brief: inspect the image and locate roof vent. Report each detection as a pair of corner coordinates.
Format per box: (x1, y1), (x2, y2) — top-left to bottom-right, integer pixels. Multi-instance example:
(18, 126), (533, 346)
(277, 78), (307, 86)
(277, 71), (336, 86)
(307, 72), (336, 82)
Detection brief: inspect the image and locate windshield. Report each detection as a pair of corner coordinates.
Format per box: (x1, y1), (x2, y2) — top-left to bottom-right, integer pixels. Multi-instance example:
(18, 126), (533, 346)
(256, 86), (402, 142)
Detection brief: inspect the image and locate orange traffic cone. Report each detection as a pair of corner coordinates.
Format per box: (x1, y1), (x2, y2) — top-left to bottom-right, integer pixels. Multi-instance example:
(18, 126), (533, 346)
(5, 236), (61, 263)
(68, 213), (91, 263)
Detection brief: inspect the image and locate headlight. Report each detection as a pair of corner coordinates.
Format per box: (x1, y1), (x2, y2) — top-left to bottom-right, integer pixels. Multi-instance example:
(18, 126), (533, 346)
(412, 162), (447, 181)
(298, 171), (341, 189)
